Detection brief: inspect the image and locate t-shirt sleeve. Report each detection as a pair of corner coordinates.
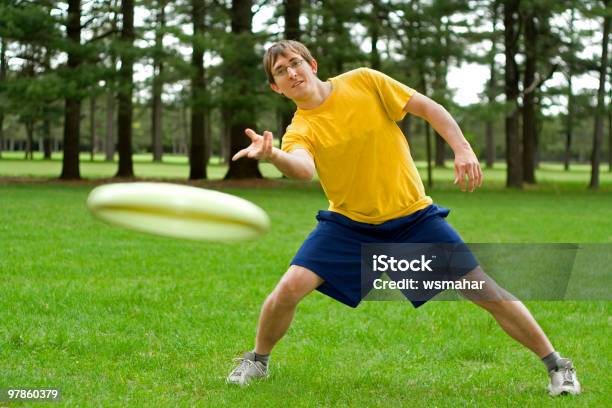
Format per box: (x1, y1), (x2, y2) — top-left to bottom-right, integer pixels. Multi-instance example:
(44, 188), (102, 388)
(363, 68), (416, 122)
(281, 117), (315, 157)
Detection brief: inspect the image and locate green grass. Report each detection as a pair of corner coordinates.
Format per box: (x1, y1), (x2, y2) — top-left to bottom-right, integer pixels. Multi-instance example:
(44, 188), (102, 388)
(1, 152), (612, 189)
(0, 178), (610, 406)
(0, 152), (282, 180)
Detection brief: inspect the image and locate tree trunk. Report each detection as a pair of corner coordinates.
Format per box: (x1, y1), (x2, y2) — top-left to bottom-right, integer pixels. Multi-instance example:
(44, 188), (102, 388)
(0, 119), (3, 159)
(205, 106), (212, 162)
(485, 122), (495, 169)
(41, 48), (53, 160)
(60, 0), (82, 180)
(370, 0), (381, 70)
(564, 74), (575, 172)
(151, 0), (165, 162)
(420, 76), (432, 188)
(221, 108), (230, 163)
(434, 133), (445, 167)
(116, 0), (135, 177)
(90, 96), (96, 161)
(0, 38), (5, 160)
(189, 0), (207, 179)
(589, 5), (610, 189)
(224, 0), (262, 179)
(608, 96), (611, 172)
(105, 91), (115, 161)
(43, 118), (52, 159)
(278, 0), (302, 175)
(485, 1), (499, 169)
(522, 10), (537, 184)
(504, 0), (522, 188)
(24, 120), (34, 160)
(284, 0), (301, 40)
(151, 68), (163, 162)
(105, 0), (119, 162)
(433, 18), (447, 168)
(181, 104), (189, 156)
(564, 7), (576, 171)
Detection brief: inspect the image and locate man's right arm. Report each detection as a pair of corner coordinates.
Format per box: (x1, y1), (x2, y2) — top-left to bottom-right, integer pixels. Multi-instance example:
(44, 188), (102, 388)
(269, 148), (315, 181)
(231, 128), (315, 181)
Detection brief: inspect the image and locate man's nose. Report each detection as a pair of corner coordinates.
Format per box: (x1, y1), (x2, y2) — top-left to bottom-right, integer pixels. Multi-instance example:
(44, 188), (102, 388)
(287, 66), (299, 77)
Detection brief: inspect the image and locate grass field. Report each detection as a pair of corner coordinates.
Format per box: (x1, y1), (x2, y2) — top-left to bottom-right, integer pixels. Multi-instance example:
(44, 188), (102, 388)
(1, 158), (611, 407)
(1, 151), (612, 189)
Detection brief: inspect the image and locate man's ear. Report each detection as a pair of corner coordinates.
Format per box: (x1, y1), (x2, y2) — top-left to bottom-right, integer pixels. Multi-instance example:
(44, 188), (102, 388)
(310, 58), (318, 75)
(270, 82), (282, 95)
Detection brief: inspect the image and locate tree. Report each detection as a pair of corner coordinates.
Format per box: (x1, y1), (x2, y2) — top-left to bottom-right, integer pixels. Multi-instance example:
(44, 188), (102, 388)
(313, 0), (362, 78)
(42, 47), (54, 160)
(0, 38), (6, 159)
(278, 0), (302, 157)
(368, 0), (383, 70)
(189, 0), (208, 179)
(521, 4), (538, 183)
(60, 0), (82, 180)
(116, 0), (135, 177)
(563, 4), (578, 171)
(589, 0), (610, 189)
(224, 0), (262, 179)
(104, 0), (120, 162)
(484, 0), (501, 169)
(285, 0), (302, 41)
(504, 0), (522, 187)
(609, 67), (611, 172)
(151, 0), (167, 163)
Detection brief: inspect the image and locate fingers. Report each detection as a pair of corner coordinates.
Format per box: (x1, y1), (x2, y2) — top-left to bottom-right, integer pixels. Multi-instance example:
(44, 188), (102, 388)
(477, 163), (483, 187)
(232, 148), (249, 161)
(244, 128), (261, 142)
(467, 165), (475, 192)
(455, 165), (466, 192)
(263, 131), (273, 158)
(468, 162), (483, 191)
(234, 130), (274, 161)
(459, 164), (483, 192)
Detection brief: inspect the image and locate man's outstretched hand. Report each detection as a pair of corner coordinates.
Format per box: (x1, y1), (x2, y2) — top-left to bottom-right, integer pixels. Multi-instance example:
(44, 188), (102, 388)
(232, 128), (275, 161)
(454, 149), (483, 192)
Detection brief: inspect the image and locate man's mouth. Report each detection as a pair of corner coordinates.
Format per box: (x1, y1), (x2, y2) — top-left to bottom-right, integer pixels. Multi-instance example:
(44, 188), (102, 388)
(292, 80), (304, 88)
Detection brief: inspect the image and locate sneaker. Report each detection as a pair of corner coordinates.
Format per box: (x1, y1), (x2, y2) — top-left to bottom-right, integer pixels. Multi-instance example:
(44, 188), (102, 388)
(548, 358), (581, 396)
(226, 352), (268, 386)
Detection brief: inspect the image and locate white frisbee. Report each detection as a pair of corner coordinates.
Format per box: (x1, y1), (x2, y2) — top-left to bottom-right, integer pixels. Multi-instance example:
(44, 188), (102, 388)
(86, 182), (270, 241)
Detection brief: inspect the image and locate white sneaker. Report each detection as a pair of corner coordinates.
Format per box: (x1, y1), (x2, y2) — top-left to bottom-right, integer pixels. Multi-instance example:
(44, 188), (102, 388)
(226, 352), (268, 386)
(548, 358), (581, 396)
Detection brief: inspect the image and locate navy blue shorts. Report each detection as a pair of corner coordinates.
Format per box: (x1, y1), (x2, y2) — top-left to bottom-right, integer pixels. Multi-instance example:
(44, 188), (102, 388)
(291, 204), (479, 308)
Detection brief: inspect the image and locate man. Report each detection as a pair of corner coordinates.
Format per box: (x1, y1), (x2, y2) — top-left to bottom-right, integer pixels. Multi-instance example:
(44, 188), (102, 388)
(226, 40), (580, 396)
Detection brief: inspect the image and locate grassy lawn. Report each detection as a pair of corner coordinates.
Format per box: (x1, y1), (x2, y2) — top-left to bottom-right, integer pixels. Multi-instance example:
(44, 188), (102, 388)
(0, 159), (611, 406)
(1, 151), (611, 189)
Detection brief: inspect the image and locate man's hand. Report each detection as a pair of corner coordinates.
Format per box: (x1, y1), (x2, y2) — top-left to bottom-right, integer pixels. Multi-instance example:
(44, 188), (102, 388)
(232, 128), (275, 161)
(454, 149), (483, 192)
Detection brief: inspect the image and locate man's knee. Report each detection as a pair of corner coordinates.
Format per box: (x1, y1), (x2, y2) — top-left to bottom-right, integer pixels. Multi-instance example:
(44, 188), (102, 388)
(269, 265), (323, 307)
(459, 266), (516, 305)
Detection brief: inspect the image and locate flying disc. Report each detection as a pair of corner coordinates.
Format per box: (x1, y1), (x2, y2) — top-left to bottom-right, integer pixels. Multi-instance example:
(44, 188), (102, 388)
(86, 182), (270, 241)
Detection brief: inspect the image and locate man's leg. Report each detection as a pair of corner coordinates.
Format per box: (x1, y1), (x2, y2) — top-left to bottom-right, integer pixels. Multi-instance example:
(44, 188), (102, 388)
(458, 266), (553, 357)
(458, 266), (581, 395)
(227, 265), (323, 385)
(255, 265), (324, 354)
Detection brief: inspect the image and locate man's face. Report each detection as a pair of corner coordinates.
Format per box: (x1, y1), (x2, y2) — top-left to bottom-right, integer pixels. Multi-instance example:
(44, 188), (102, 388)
(269, 51), (318, 101)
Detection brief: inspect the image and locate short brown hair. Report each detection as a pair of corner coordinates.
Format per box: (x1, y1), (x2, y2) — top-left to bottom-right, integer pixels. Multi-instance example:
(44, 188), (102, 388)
(263, 40), (315, 84)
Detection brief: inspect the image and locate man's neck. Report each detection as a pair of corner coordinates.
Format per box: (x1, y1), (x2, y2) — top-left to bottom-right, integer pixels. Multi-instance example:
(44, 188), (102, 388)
(295, 79), (332, 110)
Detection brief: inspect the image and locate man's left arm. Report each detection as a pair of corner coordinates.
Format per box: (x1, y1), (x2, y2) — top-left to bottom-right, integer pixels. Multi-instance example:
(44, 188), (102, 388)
(403, 92), (483, 192)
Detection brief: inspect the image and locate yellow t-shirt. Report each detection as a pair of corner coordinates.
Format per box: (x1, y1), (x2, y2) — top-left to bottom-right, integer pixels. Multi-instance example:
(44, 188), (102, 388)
(281, 68), (432, 224)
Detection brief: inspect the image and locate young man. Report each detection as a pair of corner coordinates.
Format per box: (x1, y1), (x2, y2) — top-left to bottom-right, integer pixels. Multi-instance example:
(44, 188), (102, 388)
(227, 40), (580, 396)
